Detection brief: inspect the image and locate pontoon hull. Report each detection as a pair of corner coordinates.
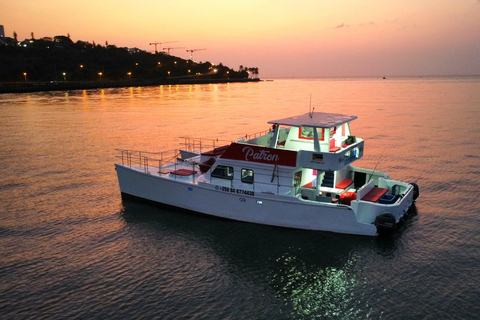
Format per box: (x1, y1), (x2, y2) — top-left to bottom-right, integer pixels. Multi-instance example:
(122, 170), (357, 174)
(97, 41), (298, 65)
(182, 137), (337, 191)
(116, 164), (389, 236)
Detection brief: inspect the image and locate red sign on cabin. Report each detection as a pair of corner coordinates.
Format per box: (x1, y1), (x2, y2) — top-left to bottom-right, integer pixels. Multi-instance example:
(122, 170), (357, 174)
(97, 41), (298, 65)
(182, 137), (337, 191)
(220, 143), (297, 167)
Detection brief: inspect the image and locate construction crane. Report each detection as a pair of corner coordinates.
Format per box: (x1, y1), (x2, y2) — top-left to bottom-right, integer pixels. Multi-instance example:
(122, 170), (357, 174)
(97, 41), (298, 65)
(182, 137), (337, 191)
(149, 41), (178, 54)
(163, 46), (186, 55)
(186, 48), (206, 61)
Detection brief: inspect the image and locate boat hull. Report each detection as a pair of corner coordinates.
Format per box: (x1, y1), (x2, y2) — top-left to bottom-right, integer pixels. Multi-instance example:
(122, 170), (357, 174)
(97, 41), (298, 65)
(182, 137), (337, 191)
(115, 164), (379, 236)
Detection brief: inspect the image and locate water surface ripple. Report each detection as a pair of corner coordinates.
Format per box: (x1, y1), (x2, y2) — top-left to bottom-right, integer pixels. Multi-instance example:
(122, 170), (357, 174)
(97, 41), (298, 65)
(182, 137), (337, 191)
(1, 77), (480, 319)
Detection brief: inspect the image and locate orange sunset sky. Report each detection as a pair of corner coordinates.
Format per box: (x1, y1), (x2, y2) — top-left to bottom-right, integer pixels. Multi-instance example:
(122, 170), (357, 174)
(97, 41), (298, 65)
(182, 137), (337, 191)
(2, 0), (480, 78)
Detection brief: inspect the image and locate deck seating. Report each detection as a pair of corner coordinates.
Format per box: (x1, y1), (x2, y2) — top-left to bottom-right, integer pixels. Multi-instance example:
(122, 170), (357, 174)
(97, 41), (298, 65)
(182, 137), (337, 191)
(335, 178), (354, 190)
(329, 139), (340, 152)
(362, 187), (388, 202)
(170, 169), (198, 176)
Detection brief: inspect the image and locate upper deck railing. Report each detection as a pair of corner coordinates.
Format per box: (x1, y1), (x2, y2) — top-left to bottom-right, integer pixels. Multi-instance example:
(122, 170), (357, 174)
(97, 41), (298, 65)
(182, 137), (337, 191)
(179, 137), (232, 153)
(116, 136), (234, 173)
(116, 149), (181, 173)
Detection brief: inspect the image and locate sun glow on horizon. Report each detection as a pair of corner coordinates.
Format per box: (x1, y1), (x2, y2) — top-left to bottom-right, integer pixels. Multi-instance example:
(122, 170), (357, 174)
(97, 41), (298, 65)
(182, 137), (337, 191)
(3, 0), (480, 77)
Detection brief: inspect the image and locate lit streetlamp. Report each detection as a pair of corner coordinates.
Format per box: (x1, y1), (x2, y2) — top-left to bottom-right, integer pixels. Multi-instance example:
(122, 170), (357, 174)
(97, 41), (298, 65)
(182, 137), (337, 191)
(167, 71), (171, 77)
(98, 72), (103, 80)
(23, 72), (27, 82)
(127, 72), (132, 80)
(63, 72), (66, 81)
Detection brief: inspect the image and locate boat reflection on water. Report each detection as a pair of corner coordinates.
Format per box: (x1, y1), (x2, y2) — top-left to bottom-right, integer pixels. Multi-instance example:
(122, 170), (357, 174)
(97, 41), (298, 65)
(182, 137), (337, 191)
(119, 197), (417, 318)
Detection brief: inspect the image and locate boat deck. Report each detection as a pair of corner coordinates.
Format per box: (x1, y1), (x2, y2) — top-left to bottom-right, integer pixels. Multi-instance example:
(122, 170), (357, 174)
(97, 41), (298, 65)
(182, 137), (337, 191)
(127, 160), (200, 183)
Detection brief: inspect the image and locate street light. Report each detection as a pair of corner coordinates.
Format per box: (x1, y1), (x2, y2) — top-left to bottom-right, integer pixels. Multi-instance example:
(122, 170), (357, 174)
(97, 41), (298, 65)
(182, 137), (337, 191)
(63, 72), (66, 81)
(127, 72), (132, 80)
(23, 72), (27, 82)
(98, 72), (103, 80)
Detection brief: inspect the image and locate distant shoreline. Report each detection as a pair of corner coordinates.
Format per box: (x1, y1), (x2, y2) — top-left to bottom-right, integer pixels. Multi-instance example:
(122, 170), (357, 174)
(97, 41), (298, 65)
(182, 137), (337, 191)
(0, 78), (261, 94)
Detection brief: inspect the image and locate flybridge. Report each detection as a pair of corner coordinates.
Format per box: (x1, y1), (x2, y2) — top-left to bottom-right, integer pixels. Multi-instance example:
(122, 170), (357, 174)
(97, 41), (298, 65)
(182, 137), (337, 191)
(268, 112), (358, 128)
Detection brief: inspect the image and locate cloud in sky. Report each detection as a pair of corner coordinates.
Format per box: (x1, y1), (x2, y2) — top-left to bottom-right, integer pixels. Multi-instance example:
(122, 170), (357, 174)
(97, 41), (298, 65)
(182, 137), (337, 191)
(333, 23), (350, 29)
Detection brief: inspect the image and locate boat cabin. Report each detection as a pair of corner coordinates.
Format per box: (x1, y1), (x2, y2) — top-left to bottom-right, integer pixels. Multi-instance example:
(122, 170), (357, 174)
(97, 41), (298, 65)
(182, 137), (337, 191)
(202, 112), (368, 202)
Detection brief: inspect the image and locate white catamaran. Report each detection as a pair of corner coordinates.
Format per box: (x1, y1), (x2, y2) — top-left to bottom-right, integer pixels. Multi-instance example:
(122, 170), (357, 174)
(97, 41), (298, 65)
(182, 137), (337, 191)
(115, 112), (419, 236)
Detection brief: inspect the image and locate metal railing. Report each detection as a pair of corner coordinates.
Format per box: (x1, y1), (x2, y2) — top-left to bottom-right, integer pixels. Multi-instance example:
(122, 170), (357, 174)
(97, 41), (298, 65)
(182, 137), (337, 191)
(243, 129), (271, 141)
(179, 136), (232, 154)
(116, 131), (273, 174)
(116, 149), (181, 173)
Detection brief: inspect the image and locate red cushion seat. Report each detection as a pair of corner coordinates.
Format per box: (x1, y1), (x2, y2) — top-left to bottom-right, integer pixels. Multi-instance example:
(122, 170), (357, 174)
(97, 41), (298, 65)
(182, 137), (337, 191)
(170, 169), (198, 176)
(362, 187), (388, 202)
(335, 178), (354, 189)
(329, 139), (340, 152)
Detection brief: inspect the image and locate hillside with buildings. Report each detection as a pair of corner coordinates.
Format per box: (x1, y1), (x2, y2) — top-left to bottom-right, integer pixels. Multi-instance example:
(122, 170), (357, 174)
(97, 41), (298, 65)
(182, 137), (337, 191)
(0, 31), (259, 85)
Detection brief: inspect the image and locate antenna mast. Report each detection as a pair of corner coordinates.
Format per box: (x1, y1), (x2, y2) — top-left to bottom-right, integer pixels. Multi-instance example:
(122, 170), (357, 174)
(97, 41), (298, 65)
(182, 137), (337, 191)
(309, 94), (314, 118)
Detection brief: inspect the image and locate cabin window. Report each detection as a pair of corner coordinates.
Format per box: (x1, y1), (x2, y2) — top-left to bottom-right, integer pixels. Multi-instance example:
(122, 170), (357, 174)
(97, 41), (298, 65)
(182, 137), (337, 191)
(241, 168), (254, 184)
(298, 127), (325, 141)
(211, 165), (234, 180)
(294, 171), (302, 187)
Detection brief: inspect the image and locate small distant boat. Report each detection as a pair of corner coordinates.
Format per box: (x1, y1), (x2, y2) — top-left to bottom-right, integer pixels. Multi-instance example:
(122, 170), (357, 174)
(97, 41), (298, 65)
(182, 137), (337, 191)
(115, 112), (419, 236)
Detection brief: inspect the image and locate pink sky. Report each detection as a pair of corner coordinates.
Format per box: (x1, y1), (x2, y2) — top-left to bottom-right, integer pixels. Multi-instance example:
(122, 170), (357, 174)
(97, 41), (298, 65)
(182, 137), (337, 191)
(2, 0), (480, 78)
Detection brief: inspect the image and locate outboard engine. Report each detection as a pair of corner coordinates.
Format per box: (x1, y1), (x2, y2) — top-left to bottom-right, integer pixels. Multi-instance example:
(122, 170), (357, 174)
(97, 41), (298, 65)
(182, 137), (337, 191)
(375, 212), (396, 235)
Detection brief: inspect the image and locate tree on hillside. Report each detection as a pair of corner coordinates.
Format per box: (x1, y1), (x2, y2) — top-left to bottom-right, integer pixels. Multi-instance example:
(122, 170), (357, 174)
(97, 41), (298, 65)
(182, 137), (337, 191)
(54, 35), (74, 47)
(0, 36), (256, 82)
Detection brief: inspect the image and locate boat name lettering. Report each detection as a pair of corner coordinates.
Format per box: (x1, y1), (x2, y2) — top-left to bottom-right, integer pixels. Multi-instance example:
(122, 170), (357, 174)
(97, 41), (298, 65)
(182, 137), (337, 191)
(219, 186), (255, 196)
(242, 146), (279, 163)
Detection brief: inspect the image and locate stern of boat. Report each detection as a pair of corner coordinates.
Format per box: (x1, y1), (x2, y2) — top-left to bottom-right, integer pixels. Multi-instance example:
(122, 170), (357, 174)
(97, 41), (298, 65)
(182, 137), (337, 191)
(350, 179), (415, 229)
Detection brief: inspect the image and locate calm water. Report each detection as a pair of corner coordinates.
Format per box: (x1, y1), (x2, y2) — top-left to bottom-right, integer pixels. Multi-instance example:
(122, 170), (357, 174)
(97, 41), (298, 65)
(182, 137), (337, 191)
(1, 77), (480, 319)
